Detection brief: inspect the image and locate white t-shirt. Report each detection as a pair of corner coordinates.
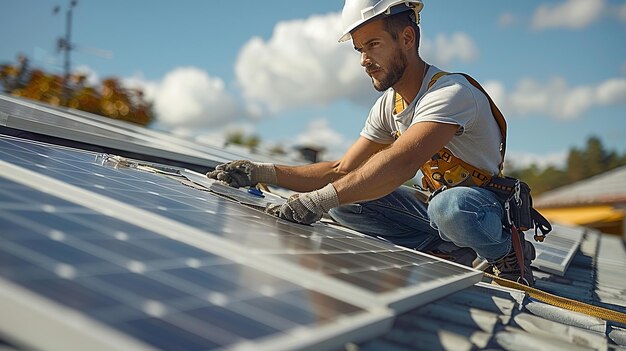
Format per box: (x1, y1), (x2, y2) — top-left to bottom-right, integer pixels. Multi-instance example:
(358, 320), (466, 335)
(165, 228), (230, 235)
(360, 64), (503, 175)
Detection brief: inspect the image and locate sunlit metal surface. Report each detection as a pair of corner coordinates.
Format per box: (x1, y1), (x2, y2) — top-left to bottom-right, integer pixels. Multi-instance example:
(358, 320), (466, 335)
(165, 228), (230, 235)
(0, 135), (481, 350)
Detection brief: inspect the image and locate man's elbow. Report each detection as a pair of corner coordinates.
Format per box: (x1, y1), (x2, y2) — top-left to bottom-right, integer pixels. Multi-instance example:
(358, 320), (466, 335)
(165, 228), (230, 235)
(330, 160), (351, 181)
(392, 154), (423, 184)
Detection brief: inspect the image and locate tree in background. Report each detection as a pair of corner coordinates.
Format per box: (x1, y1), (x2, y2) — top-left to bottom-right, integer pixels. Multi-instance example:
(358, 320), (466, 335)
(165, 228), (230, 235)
(225, 130), (260, 151)
(507, 136), (626, 195)
(566, 149), (586, 184)
(0, 56), (153, 126)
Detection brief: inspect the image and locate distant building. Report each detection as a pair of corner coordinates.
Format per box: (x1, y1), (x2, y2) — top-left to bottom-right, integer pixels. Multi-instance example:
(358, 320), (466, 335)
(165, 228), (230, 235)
(534, 165), (626, 238)
(296, 146), (325, 163)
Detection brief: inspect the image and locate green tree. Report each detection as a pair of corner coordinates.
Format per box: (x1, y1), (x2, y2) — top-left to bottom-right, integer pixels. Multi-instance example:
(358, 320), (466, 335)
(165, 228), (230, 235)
(584, 136), (607, 177)
(534, 165), (567, 194)
(509, 135), (626, 195)
(566, 148), (586, 182)
(225, 130), (261, 151)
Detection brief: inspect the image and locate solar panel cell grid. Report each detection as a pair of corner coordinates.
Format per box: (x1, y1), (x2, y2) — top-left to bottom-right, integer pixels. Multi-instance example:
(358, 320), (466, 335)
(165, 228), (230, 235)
(0, 177), (373, 351)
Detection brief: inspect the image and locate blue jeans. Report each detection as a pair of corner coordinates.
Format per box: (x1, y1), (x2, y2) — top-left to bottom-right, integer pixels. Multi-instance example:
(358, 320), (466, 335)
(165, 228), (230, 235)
(328, 185), (511, 262)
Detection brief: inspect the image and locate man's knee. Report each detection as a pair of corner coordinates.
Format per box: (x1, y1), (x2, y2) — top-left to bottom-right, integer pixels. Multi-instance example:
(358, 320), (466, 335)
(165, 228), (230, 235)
(428, 187), (504, 244)
(427, 188), (465, 226)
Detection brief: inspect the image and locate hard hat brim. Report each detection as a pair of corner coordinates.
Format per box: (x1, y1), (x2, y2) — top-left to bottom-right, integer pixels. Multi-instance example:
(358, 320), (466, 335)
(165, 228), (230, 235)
(338, 0), (423, 43)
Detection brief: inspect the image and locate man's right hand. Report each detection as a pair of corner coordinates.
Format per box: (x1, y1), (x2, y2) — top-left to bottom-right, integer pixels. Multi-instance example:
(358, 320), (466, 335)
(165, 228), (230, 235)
(206, 160), (277, 188)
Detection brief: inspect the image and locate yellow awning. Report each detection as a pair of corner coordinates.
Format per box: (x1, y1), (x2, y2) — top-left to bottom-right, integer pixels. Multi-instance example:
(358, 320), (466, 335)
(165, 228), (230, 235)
(537, 205), (624, 226)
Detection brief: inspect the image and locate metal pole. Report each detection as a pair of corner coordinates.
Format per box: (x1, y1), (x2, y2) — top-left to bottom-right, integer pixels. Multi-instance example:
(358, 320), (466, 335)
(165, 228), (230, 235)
(61, 0), (76, 106)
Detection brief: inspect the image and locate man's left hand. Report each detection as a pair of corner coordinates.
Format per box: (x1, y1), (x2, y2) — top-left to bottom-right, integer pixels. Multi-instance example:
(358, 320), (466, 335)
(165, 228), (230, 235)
(265, 184), (339, 225)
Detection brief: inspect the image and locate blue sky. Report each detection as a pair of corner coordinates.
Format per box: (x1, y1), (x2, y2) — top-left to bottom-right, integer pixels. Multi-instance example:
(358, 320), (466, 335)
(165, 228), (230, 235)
(2, 0), (625, 168)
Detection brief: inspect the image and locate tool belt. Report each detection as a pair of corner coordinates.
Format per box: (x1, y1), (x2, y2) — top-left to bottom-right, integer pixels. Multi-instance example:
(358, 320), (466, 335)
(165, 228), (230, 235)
(420, 150), (551, 241)
(484, 176), (552, 241)
(420, 147), (492, 190)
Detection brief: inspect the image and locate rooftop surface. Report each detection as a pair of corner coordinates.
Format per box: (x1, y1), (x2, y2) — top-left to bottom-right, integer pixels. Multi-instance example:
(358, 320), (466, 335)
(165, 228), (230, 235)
(534, 166), (626, 207)
(358, 229), (626, 351)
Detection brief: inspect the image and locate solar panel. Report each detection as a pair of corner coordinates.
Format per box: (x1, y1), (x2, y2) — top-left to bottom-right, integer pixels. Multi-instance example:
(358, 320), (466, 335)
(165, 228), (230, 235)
(0, 94), (278, 169)
(525, 224), (585, 276)
(0, 176), (390, 351)
(0, 134), (482, 349)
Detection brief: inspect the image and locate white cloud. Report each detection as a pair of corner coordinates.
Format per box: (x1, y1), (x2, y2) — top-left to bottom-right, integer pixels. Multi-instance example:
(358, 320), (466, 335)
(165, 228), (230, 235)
(483, 76), (626, 119)
(420, 32), (479, 68)
(292, 118), (349, 160)
(531, 0), (605, 30)
(595, 78), (626, 104)
(124, 67), (244, 128)
(294, 118), (344, 147)
(235, 12), (376, 113)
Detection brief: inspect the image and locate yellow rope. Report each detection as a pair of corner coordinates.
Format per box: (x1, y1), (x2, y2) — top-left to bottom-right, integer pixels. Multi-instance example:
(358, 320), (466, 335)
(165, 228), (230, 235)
(485, 273), (626, 324)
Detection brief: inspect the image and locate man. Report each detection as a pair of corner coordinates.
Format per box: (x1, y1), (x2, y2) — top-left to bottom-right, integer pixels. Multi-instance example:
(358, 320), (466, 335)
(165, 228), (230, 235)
(207, 0), (536, 286)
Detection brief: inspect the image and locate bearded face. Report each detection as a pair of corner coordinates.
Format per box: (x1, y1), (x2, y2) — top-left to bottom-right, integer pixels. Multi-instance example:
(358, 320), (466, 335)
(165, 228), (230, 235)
(352, 18), (411, 92)
(368, 46), (408, 91)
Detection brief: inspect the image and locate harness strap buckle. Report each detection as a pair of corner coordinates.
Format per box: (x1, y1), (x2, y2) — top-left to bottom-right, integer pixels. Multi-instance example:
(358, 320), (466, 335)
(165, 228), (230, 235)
(513, 179), (521, 206)
(503, 200), (514, 228)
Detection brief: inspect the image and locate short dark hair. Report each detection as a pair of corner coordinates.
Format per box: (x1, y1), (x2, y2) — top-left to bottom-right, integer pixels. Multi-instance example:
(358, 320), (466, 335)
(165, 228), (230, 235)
(383, 10), (421, 54)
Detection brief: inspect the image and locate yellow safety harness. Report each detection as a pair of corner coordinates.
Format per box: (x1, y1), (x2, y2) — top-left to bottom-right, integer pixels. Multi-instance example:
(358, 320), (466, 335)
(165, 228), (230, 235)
(393, 71), (508, 192)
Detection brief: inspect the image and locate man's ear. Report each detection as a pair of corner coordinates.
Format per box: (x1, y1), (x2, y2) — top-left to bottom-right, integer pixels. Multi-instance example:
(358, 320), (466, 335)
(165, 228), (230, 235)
(401, 26), (416, 51)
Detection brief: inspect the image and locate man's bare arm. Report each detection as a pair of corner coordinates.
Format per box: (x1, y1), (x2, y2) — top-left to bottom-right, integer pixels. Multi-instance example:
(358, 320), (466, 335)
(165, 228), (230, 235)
(333, 122), (459, 204)
(274, 136), (387, 192)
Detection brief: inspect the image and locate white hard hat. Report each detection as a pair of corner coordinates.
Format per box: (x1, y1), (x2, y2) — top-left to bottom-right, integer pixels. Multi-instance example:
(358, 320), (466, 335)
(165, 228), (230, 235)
(338, 0), (424, 42)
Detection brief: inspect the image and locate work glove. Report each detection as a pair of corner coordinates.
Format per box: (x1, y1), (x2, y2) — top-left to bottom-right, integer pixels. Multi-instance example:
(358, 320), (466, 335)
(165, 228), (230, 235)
(206, 160), (277, 188)
(266, 184), (339, 225)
